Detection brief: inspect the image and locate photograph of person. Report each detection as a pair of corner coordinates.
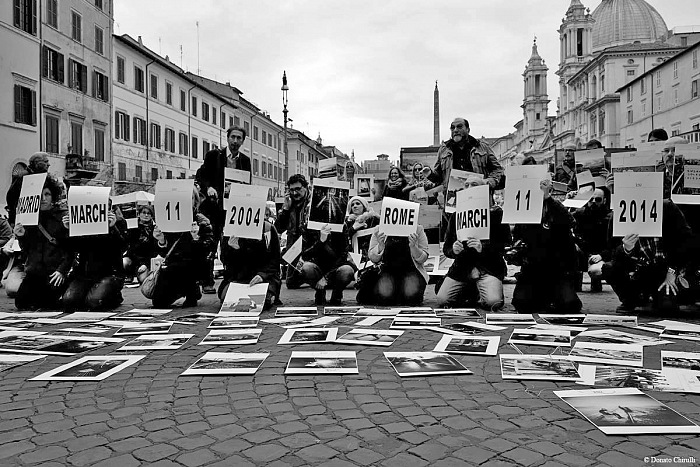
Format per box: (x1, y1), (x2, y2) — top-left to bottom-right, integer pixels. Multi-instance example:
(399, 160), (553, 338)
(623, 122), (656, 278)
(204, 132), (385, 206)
(336, 329), (402, 346)
(208, 318), (258, 328)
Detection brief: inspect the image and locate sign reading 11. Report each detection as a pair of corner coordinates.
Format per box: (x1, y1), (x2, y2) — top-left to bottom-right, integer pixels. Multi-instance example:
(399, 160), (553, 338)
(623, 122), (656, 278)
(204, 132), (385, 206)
(515, 189), (531, 211)
(165, 201), (180, 220)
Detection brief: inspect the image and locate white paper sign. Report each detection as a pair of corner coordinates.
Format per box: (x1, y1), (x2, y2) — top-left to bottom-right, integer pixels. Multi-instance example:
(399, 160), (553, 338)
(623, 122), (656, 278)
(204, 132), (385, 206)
(455, 184), (490, 241)
(502, 165), (547, 224)
(68, 186), (111, 237)
(223, 185), (268, 239)
(445, 169), (482, 213)
(223, 168), (252, 209)
(612, 172), (663, 237)
(611, 150), (660, 172)
(576, 170), (595, 190)
(15, 173), (47, 226)
(154, 179), (194, 233)
(282, 237), (303, 266)
(379, 197), (419, 237)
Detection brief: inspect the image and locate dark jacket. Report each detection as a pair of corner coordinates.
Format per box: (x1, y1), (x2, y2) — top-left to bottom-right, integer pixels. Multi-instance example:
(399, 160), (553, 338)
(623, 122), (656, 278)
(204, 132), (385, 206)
(428, 136), (504, 192)
(383, 179), (409, 200)
(574, 204), (613, 260)
(125, 220), (158, 265)
(69, 220), (127, 280)
(275, 193), (311, 250)
(513, 197), (578, 276)
(18, 206), (74, 276)
(195, 147), (252, 204)
(157, 213), (215, 279)
(444, 207), (511, 281)
(221, 222), (281, 284)
(301, 229), (356, 275)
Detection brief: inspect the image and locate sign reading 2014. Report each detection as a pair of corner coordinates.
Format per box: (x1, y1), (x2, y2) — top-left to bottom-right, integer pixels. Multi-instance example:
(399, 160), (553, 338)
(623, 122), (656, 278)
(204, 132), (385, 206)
(612, 172), (663, 237)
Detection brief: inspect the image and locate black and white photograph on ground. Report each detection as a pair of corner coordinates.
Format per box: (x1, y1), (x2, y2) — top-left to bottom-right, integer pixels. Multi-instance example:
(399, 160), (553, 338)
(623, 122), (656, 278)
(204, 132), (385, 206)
(326, 316), (366, 327)
(0, 331), (123, 356)
(278, 328), (338, 345)
(275, 307), (319, 317)
(219, 282), (269, 315)
(118, 334), (194, 351)
(181, 352), (269, 376)
(58, 326), (111, 334)
(199, 329), (262, 345)
(323, 306), (362, 315)
(661, 351), (700, 372)
(485, 313), (537, 325)
(508, 329), (572, 347)
(659, 325), (700, 342)
(0, 321), (44, 331)
(432, 321), (506, 335)
(262, 317), (310, 327)
(354, 308), (399, 317)
(500, 354), (582, 381)
(538, 314), (588, 326)
(285, 316), (340, 328)
(384, 352), (472, 377)
(576, 329), (673, 346)
(285, 351), (359, 375)
(435, 308), (481, 318)
(577, 364), (700, 394)
(0, 312), (61, 320)
(582, 315), (638, 327)
(390, 317), (441, 329)
(31, 355), (145, 381)
(208, 317), (259, 329)
(0, 354), (46, 373)
(434, 335), (500, 356)
(116, 309), (173, 320)
(169, 313), (218, 325)
(307, 178), (351, 232)
(567, 342), (644, 367)
(529, 324), (587, 336)
(553, 388), (700, 435)
(113, 322), (173, 336)
(335, 329), (404, 346)
(394, 307), (435, 316)
(33, 312), (117, 324)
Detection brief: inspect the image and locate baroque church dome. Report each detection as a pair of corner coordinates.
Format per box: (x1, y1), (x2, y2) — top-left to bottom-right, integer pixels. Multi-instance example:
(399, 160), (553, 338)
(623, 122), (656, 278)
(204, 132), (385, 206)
(591, 0), (668, 52)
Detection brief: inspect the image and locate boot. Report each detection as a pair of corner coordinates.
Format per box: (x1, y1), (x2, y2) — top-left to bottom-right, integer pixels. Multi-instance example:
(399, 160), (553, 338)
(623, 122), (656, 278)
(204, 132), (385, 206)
(314, 289), (326, 306)
(329, 290), (343, 306)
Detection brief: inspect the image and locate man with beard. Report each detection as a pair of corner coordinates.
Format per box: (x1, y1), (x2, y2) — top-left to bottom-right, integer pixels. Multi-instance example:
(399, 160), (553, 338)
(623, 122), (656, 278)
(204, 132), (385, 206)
(574, 188), (612, 293)
(554, 145), (578, 191)
(423, 118), (503, 238)
(196, 125), (251, 294)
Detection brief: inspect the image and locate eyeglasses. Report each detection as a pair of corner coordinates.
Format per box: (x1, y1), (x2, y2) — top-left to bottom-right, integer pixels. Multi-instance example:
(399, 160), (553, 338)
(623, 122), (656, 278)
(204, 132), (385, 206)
(592, 197), (604, 202)
(288, 187), (304, 193)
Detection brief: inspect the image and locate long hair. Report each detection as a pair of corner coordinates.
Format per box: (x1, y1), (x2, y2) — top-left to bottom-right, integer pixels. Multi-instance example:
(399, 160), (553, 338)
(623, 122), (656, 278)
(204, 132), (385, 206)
(386, 166), (407, 183)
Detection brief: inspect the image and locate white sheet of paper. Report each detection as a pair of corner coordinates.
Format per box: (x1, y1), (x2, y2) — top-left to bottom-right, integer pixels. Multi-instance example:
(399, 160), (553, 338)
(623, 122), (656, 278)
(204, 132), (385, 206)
(154, 179), (194, 232)
(445, 169), (482, 213)
(15, 173), (47, 226)
(223, 185), (268, 239)
(576, 170), (595, 190)
(611, 150), (660, 171)
(455, 184), (490, 241)
(282, 237), (303, 266)
(502, 165), (547, 224)
(379, 197), (419, 237)
(68, 186), (111, 237)
(223, 168), (252, 209)
(612, 171), (663, 237)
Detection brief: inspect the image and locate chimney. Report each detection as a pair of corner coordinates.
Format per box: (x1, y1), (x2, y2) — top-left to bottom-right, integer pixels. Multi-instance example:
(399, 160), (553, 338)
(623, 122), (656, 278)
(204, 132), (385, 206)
(137, 35), (143, 47)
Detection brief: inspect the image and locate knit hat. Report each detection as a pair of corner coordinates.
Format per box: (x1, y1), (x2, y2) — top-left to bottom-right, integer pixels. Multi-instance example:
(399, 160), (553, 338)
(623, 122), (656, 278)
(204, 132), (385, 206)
(346, 195), (370, 218)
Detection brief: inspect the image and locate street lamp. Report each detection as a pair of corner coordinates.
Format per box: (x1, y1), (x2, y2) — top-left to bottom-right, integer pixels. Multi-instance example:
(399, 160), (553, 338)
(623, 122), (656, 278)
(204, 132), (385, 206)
(282, 71), (289, 183)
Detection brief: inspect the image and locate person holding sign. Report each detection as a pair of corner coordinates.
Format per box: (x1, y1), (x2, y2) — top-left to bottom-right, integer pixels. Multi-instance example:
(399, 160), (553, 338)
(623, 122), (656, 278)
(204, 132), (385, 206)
(150, 187), (215, 308)
(13, 176), (73, 310)
(219, 220), (281, 311)
(437, 176), (511, 311)
(554, 144), (578, 192)
(573, 188), (612, 293)
(511, 177), (582, 314)
(61, 206), (127, 311)
(344, 196), (380, 238)
(357, 225), (429, 306)
(123, 205), (158, 284)
(6, 152), (66, 226)
(276, 174), (311, 288)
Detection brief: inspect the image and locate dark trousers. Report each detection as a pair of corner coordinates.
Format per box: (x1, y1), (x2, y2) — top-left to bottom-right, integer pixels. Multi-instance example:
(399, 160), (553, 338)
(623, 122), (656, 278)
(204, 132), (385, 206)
(358, 269), (427, 306)
(15, 271), (66, 310)
(151, 264), (201, 308)
(62, 276), (124, 311)
(512, 270), (582, 314)
(287, 262), (355, 301)
(602, 261), (679, 313)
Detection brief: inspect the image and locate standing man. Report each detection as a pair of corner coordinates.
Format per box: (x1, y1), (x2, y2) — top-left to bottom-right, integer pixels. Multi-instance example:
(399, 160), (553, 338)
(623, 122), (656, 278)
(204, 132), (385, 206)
(423, 118), (504, 238)
(195, 125), (251, 294)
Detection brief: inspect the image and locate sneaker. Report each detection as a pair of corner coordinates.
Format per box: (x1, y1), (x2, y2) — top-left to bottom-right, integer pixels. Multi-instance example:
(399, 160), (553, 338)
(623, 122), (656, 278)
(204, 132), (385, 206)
(202, 285), (216, 294)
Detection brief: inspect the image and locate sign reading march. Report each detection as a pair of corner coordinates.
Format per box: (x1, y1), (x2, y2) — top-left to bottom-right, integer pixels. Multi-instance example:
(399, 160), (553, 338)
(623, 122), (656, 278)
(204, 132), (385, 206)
(15, 173), (47, 226)
(455, 184), (490, 241)
(154, 179), (194, 232)
(224, 185), (268, 239)
(612, 171), (663, 237)
(379, 197), (419, 237)
(502, 165), (547, 224)
(68, 186), (111, 237)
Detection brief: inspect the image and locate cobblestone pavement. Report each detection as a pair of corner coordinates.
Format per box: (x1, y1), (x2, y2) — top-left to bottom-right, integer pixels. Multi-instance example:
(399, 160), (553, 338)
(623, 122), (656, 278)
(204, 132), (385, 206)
(1, 281), (700, 466)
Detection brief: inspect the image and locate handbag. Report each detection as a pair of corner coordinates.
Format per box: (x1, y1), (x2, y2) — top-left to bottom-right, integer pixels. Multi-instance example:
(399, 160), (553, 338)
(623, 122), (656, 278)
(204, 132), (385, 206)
(141, 236), (182, 299)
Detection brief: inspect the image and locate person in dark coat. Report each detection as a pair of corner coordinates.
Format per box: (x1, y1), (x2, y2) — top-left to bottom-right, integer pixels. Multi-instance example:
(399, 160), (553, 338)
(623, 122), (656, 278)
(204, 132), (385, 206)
(343, 195), (380, 263)
(573, 188), (612, 293)
(150, 188), (215, 308)
(61, 210), (127, 311)
(276, 174), (311, 290)
(382, 167), (410, 201)
(6, 152), (66, 225)
(195, 125), (251, 294)
(438, 177), (511, 310)
(13, 176), (73, 310)
(123, 205), (158, 283)
(511, 177), (582, 314)
(218, 220), (281, 310)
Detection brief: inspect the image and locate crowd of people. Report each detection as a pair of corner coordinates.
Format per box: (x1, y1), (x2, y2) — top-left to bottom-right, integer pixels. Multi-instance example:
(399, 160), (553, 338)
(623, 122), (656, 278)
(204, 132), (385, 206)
(5, 121), (699, 316)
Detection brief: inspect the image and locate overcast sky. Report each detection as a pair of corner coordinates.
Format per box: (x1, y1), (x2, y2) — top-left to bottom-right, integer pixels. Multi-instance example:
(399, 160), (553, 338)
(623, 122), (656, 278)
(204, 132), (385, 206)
(114, 0), (698, 162)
